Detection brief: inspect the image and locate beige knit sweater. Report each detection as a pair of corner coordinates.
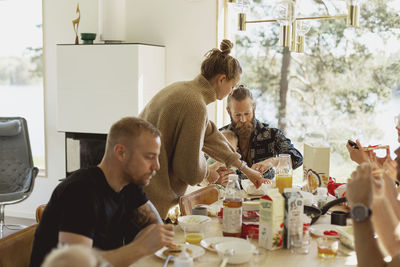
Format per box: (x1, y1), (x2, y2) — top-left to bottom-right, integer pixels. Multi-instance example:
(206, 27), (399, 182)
(139, 75), (241, 218)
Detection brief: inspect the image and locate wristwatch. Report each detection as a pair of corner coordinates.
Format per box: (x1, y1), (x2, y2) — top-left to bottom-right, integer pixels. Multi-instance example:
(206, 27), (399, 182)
(350, 203), (372, 222)
(238, 161), (247, 172)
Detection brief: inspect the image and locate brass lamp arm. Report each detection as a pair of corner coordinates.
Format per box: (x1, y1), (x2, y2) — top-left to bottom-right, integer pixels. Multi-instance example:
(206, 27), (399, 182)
(245, 14), (347, 25)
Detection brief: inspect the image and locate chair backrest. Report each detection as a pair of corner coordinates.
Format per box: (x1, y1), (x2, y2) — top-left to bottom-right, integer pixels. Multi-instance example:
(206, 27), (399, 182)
(179, 185), (220, 216)
(0, 117), (38, 197)
(0, 224), (37, 267)
(36, 204), (47, 223)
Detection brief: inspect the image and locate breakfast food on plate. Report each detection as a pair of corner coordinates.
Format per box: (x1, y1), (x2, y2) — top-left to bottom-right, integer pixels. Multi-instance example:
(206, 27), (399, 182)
(162, 244), (193, 257)
(362, 145), (389, 151)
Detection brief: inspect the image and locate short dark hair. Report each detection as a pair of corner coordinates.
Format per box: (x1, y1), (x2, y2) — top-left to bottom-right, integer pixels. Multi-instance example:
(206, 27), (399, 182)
(227, 85), (254, 108)
(106, 117), (161, 151)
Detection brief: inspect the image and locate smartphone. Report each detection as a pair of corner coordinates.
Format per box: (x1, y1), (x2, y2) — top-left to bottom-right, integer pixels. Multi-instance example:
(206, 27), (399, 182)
(347, 140), (359, 150)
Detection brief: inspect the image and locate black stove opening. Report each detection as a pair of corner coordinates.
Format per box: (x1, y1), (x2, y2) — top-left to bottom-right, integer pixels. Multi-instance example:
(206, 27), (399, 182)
(65, 132), (107, 177)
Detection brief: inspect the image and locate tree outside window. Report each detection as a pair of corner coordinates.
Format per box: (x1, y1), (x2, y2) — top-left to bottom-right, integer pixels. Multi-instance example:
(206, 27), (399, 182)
(229, 0), (400, 182)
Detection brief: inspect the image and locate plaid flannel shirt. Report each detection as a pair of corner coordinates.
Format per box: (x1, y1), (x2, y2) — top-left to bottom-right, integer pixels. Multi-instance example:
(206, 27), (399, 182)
(220, 119), (303, 180)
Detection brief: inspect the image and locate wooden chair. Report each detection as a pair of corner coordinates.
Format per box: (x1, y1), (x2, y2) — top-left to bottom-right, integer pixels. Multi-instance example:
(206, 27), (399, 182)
(35, 204), (47, 223)
(0, 224), (37, 267)
(178, 185), (219, 216)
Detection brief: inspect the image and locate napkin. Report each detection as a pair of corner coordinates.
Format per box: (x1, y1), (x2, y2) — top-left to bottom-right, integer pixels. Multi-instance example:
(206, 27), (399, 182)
(242, 179), (271, 195)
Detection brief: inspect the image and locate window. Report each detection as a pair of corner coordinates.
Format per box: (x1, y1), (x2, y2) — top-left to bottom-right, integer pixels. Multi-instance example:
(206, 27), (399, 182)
(226, 0), (400, 183)
(0, 0), (45, 173)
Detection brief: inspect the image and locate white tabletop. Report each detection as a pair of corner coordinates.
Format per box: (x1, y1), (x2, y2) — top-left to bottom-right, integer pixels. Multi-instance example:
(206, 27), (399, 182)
(130, 214), (357, 267)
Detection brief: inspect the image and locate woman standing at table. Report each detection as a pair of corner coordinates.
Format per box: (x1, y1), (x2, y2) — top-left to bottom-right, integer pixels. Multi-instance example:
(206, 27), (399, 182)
(139, 39), (266, 218)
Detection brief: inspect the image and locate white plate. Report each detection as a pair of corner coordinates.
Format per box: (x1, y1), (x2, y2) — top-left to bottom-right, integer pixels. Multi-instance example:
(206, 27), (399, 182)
(336, 226), (354, 249)
(200, 236), (248, 252)
(309, 224), (341, 238)
(154, 244), (205, 261)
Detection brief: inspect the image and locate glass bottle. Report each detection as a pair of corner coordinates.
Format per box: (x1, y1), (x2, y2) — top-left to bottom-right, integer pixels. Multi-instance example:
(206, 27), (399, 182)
(316, 187), (328, 209)
(222, 174), (242, 237)
(275, 154), (293, 193)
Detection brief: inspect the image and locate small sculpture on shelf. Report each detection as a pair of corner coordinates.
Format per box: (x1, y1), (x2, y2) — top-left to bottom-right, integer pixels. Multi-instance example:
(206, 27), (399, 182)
(72, 4), (80, 44)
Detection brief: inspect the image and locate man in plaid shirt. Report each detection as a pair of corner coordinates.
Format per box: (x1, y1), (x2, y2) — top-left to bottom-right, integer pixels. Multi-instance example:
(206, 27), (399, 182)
(220, 85), (303, 181)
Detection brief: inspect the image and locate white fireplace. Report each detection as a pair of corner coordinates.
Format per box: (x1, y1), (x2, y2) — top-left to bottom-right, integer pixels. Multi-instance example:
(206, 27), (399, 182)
(57, 43), (165, 174)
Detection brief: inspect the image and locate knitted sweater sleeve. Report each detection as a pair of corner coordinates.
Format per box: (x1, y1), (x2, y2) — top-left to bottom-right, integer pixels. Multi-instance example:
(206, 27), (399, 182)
(202, 120), (241, 167)
(171, 101), (209, 186)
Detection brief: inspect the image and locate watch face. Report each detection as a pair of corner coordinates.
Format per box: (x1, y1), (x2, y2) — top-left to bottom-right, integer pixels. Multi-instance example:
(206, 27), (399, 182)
(353, 206), (365, 217)
(351, 205), (369, 222)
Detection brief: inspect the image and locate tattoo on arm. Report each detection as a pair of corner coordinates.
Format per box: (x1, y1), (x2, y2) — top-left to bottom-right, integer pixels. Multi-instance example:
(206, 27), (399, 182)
(132, 201), (163, 228)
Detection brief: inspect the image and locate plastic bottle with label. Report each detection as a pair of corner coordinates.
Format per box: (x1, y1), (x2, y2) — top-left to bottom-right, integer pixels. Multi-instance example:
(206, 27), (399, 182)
(222, 174), (243, 237)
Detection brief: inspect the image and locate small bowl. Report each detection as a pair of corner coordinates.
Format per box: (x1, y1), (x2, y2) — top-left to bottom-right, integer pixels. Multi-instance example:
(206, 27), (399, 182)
(215, 241), (256, 264)
(80, 33), (97, 44)
(177, 215), (211, 231)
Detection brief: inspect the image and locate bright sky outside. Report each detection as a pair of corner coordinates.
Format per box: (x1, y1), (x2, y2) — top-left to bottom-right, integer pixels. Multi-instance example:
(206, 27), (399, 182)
(0, 0), (42, 57)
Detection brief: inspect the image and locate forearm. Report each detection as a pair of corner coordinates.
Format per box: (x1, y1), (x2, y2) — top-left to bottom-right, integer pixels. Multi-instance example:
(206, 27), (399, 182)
(353, 220), (386, 267)
(372, 197), (400, 256)
(232, 160), (251, 176)
(261, 157), (278, 168)
(102, 242), (147, 267)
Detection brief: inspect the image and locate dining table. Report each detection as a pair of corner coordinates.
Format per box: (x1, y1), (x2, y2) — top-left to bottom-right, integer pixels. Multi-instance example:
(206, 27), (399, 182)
(130, 198), (358, 267)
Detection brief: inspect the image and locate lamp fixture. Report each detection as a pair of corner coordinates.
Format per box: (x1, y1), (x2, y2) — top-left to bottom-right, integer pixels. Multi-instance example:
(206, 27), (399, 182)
(232, 0), (360, 53)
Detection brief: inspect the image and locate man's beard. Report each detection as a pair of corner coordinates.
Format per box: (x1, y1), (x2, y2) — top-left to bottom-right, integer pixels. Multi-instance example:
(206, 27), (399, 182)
(142, 170), (157, 186)
(230, 113), (255, 138)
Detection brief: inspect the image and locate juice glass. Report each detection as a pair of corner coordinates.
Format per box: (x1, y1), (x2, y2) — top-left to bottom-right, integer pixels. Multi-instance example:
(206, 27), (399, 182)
(183, 224), (205, 244)
(275, 154), (293, 193)
(317, 237), (339, 259)
(276, 175), (293, 193)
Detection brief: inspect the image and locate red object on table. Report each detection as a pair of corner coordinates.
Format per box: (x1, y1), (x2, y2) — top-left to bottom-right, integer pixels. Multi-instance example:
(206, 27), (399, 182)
(218, 208), (260, 239)
(323, 230), (339, 236)
(327, 177), (345, 197)
(241, 223), (259, 239)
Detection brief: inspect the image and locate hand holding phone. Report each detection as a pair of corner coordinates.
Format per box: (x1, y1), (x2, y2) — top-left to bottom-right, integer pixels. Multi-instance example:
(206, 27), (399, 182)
(347, 140), (359, 150)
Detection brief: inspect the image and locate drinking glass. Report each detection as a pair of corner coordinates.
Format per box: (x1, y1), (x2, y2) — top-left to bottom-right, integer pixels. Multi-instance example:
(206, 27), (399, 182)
(183, 224), (205, 244)
(317, 237), (339, 259)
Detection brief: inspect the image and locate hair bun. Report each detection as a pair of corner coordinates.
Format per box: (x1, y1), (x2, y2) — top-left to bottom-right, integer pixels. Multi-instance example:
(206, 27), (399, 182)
(220, 39), (233, 55)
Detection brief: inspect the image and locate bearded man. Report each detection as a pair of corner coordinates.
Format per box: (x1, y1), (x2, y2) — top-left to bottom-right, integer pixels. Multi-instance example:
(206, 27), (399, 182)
(220, 85), (303, 180)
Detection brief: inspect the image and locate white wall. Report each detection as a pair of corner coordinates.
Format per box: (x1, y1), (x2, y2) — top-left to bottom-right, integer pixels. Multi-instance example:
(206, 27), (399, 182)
(7, 0), (219, 219)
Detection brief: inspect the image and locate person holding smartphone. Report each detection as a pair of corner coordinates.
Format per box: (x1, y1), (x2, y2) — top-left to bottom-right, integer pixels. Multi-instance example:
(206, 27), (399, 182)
(347, 147), (400, 266)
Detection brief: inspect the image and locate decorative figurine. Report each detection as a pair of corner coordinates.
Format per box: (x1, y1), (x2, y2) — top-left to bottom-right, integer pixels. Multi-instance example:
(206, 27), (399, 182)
(72, 4), (80, 44)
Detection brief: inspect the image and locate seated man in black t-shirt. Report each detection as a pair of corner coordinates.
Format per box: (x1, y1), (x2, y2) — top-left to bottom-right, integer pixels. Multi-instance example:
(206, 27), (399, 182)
(30, 117), (175, 267)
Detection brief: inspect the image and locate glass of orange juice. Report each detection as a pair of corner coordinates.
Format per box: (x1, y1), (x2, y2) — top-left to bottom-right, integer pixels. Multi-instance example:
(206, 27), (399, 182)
(317, 237), (339, 259)
(183, 224), (205, 244)
(275, 154), (293, 193)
